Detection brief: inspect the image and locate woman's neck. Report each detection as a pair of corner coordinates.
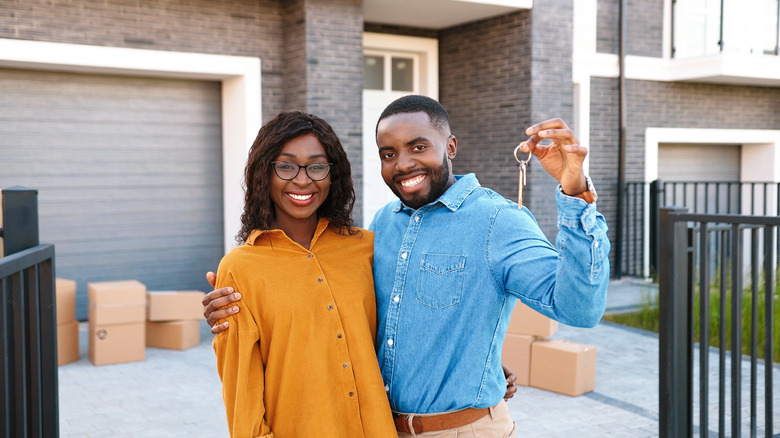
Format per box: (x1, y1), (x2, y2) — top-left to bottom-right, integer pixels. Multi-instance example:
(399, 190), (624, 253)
(271, 215), (320, 249)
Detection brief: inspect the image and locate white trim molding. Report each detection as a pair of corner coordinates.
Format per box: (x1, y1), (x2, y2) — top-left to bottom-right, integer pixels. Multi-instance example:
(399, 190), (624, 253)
(0, 38), (261, 254)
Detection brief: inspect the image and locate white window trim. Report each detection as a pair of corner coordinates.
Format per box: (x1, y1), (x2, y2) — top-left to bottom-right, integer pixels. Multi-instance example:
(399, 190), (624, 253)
(0, 38), (261, 253)
(363, 33), (438, 100)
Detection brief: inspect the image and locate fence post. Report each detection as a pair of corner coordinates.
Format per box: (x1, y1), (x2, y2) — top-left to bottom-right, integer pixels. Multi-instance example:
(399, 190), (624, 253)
(649, 179), (662, 276)
(658, 206), (692, 437)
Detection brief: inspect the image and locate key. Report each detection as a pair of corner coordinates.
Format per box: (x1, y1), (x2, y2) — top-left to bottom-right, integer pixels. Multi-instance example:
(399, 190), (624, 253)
(518, 160), (526, 209)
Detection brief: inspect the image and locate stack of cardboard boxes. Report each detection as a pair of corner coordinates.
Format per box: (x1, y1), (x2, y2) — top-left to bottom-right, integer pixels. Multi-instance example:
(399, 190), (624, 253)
(146, 291), (206, 350)
(502, 301), (597, 396)
(55, 278), (79, 365)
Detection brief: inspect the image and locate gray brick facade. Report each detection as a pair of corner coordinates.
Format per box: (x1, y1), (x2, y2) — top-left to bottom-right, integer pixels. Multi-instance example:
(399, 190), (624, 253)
(597, 0), (664, 57)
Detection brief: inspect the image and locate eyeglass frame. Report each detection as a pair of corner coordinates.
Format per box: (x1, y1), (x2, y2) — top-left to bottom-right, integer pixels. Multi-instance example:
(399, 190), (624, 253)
(270, 161), (334, 181)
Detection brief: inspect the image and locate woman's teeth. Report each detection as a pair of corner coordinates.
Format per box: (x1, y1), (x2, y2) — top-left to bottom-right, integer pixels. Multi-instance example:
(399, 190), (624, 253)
(289, 193), (313, 201)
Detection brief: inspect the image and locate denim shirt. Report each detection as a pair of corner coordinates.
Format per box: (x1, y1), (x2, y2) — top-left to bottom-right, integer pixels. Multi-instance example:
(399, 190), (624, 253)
(369, 173), (610, 414)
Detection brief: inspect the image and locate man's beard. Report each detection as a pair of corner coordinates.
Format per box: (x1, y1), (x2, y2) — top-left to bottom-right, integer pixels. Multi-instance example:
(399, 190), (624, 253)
(390, 153), (451, 210)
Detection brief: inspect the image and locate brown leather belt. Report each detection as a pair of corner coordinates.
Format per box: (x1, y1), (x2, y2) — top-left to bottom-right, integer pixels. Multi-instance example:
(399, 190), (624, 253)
(392, 407), (491, 434)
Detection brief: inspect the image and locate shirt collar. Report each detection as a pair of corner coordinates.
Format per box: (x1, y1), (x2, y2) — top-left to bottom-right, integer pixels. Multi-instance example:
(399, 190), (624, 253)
(246, 217), (330, 246)
(393, 173), (480, 213)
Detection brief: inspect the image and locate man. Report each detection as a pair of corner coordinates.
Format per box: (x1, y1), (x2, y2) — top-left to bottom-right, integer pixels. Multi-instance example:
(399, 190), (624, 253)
(204, 95), (609, 437)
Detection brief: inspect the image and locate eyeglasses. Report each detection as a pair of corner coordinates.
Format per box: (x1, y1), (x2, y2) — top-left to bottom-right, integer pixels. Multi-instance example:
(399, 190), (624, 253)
(271, 161), (333, 181)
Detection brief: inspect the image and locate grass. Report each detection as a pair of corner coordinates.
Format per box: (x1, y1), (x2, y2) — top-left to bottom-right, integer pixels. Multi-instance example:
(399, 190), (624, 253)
(603, 280), (780, 364)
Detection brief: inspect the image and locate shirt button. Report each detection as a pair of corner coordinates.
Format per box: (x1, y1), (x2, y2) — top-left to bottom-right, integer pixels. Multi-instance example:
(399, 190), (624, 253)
(385, 385), (390, 392)
(343, 363), (349, 368)
(414, 216), (420, 222)
(317, 278), (323, 283)
(393, 295), (400, 303)
(401, 252), (408, 260)
(337, 333), (343, 339)
(594, 241), (600, 248)
(327, 305), (333, 310)
(387, 339), (394, 346)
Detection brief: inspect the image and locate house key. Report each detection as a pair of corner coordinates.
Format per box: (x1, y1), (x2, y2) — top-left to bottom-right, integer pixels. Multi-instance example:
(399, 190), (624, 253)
(514, 143), (533, 208)
(513, 144), (531, 209)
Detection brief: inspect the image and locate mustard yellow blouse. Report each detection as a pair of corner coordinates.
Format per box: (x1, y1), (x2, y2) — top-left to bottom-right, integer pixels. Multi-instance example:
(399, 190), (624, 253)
(213, 218), (397, 438)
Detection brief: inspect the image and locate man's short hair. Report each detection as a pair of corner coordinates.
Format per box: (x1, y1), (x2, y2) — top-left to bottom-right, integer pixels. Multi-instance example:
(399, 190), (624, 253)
(376, 95), (451, 136)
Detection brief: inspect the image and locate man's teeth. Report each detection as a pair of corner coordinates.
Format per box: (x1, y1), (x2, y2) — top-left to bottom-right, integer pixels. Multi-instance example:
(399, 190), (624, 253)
(401, 175), (425, 188)
(289, 193), (313, 201)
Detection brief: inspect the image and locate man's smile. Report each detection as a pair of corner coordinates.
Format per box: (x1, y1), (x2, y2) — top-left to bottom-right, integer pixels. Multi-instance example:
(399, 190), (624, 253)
(400, 174), (426, 188)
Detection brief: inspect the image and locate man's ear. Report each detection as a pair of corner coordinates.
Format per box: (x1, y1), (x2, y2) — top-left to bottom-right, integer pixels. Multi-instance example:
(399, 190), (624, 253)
(447, 135), (457, 159)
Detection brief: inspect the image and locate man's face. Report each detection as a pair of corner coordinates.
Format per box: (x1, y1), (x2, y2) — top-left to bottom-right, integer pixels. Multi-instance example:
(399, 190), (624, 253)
(376, 112), (457, 209)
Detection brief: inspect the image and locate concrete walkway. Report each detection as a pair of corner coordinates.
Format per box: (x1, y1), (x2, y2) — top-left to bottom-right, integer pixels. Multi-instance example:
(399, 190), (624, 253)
(58, 279), (779, 437)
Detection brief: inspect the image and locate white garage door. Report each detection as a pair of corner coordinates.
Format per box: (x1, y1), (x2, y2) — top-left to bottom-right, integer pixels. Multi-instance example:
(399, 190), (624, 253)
(658, 143), (741, 213)
(0, 68), (223, 318)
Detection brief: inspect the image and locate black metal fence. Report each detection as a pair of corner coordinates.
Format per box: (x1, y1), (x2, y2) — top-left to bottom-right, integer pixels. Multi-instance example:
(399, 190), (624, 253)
(621, 180), (780, 278)
(658, 207), (778, 437)
(1, 244), (59, 438)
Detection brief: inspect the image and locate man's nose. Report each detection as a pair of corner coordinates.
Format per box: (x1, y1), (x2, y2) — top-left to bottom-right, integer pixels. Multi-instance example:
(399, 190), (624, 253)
(396, 151), (415, 172)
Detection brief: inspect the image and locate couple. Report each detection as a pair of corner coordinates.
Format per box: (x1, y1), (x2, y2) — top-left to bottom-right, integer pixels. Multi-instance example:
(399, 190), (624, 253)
(205, 95), (610, 437)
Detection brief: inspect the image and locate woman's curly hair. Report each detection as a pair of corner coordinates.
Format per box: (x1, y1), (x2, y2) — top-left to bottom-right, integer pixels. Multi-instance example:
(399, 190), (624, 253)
(236, 111), (356, 243)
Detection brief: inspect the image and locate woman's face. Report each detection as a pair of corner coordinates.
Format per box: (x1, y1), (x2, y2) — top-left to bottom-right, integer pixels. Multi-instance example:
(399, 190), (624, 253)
(269, 133), (331, 227)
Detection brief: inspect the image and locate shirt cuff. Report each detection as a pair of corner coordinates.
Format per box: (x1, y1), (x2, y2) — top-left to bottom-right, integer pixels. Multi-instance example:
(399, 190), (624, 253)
(556, 185), (599, 232)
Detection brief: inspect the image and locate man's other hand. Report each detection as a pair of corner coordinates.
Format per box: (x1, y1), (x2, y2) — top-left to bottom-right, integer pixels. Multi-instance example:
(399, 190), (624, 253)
(203, 271), (242, 334)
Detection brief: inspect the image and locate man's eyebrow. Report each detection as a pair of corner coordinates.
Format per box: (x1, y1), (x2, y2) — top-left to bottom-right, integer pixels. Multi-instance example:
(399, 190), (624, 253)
(406, 137), (431, 146)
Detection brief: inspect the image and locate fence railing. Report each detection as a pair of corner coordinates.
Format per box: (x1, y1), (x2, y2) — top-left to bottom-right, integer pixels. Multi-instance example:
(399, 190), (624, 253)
(658, 207), (777, 437)
(1, 244), (59, 438)
(621, 180), (780, 278)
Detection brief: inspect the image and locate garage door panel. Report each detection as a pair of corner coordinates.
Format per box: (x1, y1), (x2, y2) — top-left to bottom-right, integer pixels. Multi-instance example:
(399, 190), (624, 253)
(0, 68), (224, 319)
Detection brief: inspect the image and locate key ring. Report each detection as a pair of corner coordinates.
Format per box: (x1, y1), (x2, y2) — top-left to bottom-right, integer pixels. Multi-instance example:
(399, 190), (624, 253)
(514, 144), (532, 165)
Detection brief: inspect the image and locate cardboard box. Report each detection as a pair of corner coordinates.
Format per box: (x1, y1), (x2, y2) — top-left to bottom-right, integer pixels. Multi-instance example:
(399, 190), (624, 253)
(530, 339), (597, 396)
(87, 280), (147, 366)
(88, 322), (145, 366)
(507, 301), (558, 337)
(57, 320), (80, 366)
(88, 280), (147, 325)
(146, 320), (201, 350)
(501, 333), (536, 386)
(146, 290), (206, 321)
(55, 278), (77, 325)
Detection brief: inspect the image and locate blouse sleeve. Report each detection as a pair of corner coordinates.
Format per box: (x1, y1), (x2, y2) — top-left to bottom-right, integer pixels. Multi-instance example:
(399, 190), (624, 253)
(212, 270), (274, 438)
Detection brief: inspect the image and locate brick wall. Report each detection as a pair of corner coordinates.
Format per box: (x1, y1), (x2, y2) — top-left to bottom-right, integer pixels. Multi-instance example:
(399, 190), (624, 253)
(527, 0), (575, 239)
(439, 11), (531, 216)
(597, 0), (664, 57)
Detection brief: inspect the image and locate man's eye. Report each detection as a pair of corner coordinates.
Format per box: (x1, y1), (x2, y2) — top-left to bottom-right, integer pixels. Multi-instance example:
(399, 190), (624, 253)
(413, 144), (426, 151)
(381, 153), (395, 160)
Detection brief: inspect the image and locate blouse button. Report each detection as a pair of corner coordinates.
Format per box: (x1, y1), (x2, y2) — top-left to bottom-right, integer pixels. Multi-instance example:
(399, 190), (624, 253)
(343, 363), (349, 368)
(317, 278), (323, 283)
(307, 254), (312, 258)
(327, 305), (334, 310)
(337, 333), (343, 339)
(348, 392), (354, 397)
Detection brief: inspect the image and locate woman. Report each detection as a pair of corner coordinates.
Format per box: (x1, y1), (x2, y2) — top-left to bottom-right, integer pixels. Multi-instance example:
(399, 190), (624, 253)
(213, 111), (397, 437)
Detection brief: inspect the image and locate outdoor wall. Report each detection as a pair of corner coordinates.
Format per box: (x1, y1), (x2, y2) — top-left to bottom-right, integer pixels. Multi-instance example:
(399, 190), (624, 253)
(439, 11), (531, 213)
(597, 0), (664, 57)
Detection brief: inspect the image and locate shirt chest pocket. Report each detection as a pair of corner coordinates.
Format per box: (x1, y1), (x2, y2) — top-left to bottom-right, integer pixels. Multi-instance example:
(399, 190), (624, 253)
(416, 253), (466, 310)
